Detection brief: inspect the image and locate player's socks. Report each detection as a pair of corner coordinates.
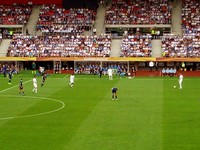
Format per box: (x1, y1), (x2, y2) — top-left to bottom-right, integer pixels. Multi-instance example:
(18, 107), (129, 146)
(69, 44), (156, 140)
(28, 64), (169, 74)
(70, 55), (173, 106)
(8, 80), (12, 84)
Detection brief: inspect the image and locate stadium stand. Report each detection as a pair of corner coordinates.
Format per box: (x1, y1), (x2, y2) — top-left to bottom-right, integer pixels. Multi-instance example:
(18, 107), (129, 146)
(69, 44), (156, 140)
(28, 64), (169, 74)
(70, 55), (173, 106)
(1, 0), (199, 60)
(182, 0), (199, 35)
(7, 34), (111, 57)
(0, 3), (32, 25)
(120, 34), (152, 57)
(37, 4), (96, 35)
(161, 0), (200, 58)
(105, 0), (172, 25)
(161, 34), (199, 57)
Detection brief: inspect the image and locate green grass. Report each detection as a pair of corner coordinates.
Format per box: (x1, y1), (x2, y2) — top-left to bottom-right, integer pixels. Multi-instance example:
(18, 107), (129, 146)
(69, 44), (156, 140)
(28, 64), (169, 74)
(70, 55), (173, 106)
(0, 72), (200, 150)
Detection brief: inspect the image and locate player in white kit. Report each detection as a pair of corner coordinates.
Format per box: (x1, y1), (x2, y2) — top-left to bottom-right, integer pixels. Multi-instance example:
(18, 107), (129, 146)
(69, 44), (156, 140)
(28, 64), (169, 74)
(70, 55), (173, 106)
(69, 73), (75, 88)
(32, 75), (38, 93)
(179, 74), (183, 89)
(107, 68), (113, 80)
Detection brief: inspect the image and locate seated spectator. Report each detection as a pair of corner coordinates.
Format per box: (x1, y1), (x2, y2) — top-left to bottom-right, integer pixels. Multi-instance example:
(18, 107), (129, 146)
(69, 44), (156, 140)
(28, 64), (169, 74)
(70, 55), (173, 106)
(161, 68), (166, 76)
(173, 67), (177, 76)
(165, 68), (170, 76)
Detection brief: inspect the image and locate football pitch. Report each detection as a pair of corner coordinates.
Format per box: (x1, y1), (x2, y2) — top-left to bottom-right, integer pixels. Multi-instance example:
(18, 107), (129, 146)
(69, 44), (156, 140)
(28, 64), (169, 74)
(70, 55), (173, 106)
(0, 72), (200, 150)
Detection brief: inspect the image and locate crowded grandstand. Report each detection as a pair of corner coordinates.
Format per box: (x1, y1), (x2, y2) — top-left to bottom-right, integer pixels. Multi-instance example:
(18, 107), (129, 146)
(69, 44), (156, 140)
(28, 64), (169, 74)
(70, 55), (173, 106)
(0, 0), (199, 75)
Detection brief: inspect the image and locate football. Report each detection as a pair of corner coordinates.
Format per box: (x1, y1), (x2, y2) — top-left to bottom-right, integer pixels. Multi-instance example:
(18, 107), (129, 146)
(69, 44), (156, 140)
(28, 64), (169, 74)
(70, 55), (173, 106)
(174, 86), (176, 88)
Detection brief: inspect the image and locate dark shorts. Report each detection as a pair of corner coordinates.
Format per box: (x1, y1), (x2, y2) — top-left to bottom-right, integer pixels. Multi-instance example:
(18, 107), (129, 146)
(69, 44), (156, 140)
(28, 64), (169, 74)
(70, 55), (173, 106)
(112, 90), (117, 94)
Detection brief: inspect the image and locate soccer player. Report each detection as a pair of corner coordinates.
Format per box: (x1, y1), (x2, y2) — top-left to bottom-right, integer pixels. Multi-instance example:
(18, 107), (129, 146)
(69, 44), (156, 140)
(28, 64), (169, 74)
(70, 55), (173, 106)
(99, 66), (103, 78)
(19, 79), (24, 95)
(41, 73), (47, 87)
(32, 62), (36, 74)
(32, 75), (38, 93)
(179, 74), (183, 89)
(39, 66), (45, 76)
(3, 64), (7, 77)
(8, 70), (13, 84)
(111, 87), (118, 100)
(69, 73), (75, 88)
(107, 68), (113, 80)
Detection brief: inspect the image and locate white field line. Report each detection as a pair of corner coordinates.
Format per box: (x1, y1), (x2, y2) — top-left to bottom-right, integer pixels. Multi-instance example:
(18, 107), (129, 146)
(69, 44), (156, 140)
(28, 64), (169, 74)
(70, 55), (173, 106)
(0, 95), (65, 120)
(0, 78), (65, 120)
(63, 74), (69, 78)
(0, 80), (32, 93)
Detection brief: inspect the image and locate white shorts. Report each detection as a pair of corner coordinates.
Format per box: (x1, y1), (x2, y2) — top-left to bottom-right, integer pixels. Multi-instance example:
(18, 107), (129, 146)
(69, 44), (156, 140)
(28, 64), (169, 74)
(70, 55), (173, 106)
(33, 83), (37, 88)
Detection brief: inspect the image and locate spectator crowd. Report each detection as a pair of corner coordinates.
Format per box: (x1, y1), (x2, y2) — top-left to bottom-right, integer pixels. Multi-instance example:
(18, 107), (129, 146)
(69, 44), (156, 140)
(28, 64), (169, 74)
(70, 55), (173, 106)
(120, 34), (152, 57)
(162, 34), (200, 57)
(0, 0), (199, 58)
(7, 34), (111, 57)
(162, 0), (200, 58)
(0, 3), (32, 25)
(182, 0), (199, 35)
(37, 4), (96, 35)
(105, 0), (172, 25)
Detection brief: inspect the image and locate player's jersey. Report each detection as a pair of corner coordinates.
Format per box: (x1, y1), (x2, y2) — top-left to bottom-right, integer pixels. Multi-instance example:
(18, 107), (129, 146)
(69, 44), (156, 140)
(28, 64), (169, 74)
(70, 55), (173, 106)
(33, 78), (37, 85)
(32, 63), (36, 69)
(8, 71), (12, 79)
(70, 75), (75, 83)
(179, 75), (183, 81)
(108, 69), (112, 75)
(19, 80), (23, 89)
